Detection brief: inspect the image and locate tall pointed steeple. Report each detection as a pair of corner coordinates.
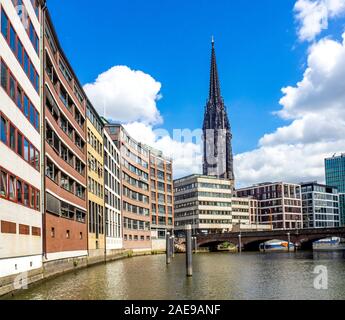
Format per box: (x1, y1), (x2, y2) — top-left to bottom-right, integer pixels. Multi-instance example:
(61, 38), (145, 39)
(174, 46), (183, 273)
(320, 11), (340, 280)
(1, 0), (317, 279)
(209, 37), (222, 105)
(203, 39), (234, 182)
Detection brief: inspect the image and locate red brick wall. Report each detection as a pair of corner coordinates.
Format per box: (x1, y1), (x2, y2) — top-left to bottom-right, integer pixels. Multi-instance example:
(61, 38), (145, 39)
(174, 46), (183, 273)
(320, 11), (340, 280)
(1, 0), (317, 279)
(45, 213), (88, 254)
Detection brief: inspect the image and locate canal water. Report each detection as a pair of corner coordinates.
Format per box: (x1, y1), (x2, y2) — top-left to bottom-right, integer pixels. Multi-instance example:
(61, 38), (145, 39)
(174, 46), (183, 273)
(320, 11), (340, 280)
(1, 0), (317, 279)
(7, 251), (345, 300)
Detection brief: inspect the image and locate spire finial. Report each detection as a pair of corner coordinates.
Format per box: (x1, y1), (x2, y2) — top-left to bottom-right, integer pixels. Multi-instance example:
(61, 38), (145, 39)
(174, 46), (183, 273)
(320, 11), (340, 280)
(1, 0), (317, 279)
(211, 35), (214, 46)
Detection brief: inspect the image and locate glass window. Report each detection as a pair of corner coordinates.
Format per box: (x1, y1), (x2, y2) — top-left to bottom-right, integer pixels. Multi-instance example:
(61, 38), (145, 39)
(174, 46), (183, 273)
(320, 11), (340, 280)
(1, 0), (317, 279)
(24, 183), (29, 206)
(1, 116), (8, 144)
(24, 138), (29, 161)
(30, 104), (35, 126)
(17, 132), (23, 157)
(35, 149), (39, 170)
(1, 10), (8, 39)
(17, 40), (23, 65)
(24, 51), (29, 74)
(10, 25), (16, 52)
(17, 179), (22, 203)
(17, 85), (23, 110)
(9, 75), (15, 100)
(30, 64), (34, 85)
(30, 187), (35, 209)
(9, 124), (15, 150)
(30, 144), (35, 167)
(24, 95), (29, 117)
(9, 176), (15, 200)
(1, 62), (8, 90)
(0, 170), (7, 198)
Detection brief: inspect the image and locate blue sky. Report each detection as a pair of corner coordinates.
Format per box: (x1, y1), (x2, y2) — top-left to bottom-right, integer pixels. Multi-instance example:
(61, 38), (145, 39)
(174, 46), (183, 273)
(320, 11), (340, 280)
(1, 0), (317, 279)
(49, 0), (305, 154)
(47, 0), (345, 183)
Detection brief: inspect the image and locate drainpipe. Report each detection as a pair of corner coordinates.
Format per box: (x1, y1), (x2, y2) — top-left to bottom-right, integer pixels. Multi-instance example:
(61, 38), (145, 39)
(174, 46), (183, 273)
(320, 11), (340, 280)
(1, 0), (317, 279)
(41, 3), (47, 262)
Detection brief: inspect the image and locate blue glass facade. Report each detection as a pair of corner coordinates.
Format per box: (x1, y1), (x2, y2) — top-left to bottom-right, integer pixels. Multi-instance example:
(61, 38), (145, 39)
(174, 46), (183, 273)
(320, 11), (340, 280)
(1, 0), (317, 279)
(325, 154), (345, 226)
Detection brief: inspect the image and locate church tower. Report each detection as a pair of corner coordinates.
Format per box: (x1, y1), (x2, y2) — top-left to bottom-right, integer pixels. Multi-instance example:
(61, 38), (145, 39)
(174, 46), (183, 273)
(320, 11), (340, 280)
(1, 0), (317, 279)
(202, 39), (234, 182)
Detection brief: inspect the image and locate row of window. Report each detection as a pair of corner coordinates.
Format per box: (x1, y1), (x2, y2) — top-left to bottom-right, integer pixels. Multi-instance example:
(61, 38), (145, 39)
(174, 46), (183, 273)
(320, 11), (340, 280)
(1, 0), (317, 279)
(104, 137), (120, 163)
(123, 218), (150, 231)
(46, 88), (86, 152)
(175, 181), (232, 193)
(45, 55), (86, 131)
(123, 234), (150, 242)
(123, 186), (149, 204)
(87, 151), (103, 178)
(151, 215), (173, 226)
(1, 59), (39, 131)
(123, 201), (149, 216)
(0, 112), (39, 171)
(46, 157), (86, 200)
(0, 166), (40, 211)
(88, 200), (104, 235)
(105, 208), (121, 238)
(122, 171), (149, 191)
(105, 189), (121, 210)
(87, 176), (103, 198)
(105, 169), (121, 195)
(125, 147), (148, 168)
(87, 128), (103, 157)
(1, 8), (39, 92)
(45, 192), (86, 223)
(123, 158), (149, 181)
(0, 220), (41, 236)
(10, 0), (39, 53)
(45, 22), (85, 108)
(86, 103), (103, 135)
(46, 123), (85, 176)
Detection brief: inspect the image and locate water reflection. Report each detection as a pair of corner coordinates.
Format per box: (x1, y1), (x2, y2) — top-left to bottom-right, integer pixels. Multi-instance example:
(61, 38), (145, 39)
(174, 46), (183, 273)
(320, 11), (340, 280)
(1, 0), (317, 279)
(6, 251), (345, 300)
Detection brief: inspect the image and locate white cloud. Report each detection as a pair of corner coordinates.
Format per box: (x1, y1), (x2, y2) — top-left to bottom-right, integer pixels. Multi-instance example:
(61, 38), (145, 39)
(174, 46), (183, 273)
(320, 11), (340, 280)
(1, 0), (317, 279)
(84, 66), (163, 125)
(235, 33), (345, 187)
(294, 0), (345, 42)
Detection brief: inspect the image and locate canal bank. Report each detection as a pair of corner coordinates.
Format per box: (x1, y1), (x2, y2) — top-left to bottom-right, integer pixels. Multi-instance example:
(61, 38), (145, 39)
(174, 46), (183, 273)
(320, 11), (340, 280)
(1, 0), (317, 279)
(0, 249), (164, 298)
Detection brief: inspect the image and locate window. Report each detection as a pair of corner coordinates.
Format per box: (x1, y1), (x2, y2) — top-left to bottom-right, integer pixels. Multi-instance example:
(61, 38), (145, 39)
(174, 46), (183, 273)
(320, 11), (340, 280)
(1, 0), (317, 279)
(9, 175), (15, 200)
(66, 230), (70, 239)
(17, 85), (23, 110)
(1, 10), (8, 39)
(0, 170), (7, 197)
(9, 75), (15, 100)
(24, 138), (29, 161)
(24, 95), (29, 117)
(1, 62), (8, 90)
(30, 105), (35, 127)
(16, 180), (22, 203)
(51, 227), (55, 238)
(17, 132), (23, 157)
(17, 40), (23, 65)
(9, 25), (16, 52)
(23, 183), (29, 206)
(30, 144), (35, 167)
(24, 51), (28, 74)
(30, 186), (35, 208)
(1, 116), (8, 144)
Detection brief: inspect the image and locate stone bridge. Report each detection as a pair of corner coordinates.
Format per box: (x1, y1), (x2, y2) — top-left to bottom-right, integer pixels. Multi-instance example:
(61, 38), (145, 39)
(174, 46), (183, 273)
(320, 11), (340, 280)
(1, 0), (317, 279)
(196, 227), (345, 251)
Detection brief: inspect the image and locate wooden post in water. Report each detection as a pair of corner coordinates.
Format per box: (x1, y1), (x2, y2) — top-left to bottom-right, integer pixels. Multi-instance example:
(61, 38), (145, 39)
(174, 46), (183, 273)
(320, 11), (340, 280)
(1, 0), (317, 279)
(186, 225), (193, 277)
(238, 234), (242, 253)
(166, 232), (171, 264)
(171, 235), (175, 258)
(287, 232), (291, 253)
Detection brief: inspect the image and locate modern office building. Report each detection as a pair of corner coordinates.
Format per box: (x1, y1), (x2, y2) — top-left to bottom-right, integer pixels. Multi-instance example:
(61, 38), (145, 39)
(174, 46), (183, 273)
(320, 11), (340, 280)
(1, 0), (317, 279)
(325, 154), (345, 226)
(174, 175), (234, 235)
(147, 145), (174, 250)
(86, 101), (105, 261)
(301, 182), (340, 228)
(237, 182), (303, 230)
(42, 10), (88, 263)
(106, 124), (151, 251)
(104, 129), (122, 253)
(0, 0), (43, 278)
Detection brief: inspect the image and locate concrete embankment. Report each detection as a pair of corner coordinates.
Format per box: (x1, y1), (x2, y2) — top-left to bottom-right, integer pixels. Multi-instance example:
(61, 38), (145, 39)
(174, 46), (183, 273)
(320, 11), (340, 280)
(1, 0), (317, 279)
(0, 249), (159, 298)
